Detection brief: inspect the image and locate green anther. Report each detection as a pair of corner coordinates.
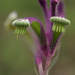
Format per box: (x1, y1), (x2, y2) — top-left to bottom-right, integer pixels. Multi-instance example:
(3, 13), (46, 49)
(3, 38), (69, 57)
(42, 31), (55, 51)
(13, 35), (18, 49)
(15, 28), (19, 35)
(56, 24), (59, 32)
(14, 27), (26, 35)
(52, 24), (56, 31)
(50, 16), (70, 32)
(59, 25), (62, 32)
(62, 26), (65, 32)
(12, 19), (30, 36)
(22, 29), (26, 34)
(20, 28), (22, 34)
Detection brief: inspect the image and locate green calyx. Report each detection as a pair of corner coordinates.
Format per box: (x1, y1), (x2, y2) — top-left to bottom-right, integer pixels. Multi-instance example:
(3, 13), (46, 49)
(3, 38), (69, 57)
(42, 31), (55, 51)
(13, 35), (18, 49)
(12, 19), (30, 35)
(50, 17), (70, 32)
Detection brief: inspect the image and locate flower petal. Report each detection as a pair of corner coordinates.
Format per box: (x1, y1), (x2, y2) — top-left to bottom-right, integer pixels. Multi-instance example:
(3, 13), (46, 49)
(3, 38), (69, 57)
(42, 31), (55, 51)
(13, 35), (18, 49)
(4, 11), (18, 30)
(52, 1), (65, 51)
(38, 0), (47, 8)
(50, 0), (59, 17)
(47, 0), (59, 49)
(38, 0), (50, 32)
(57, 1), (65, 17)
(24, 17), (47, 48)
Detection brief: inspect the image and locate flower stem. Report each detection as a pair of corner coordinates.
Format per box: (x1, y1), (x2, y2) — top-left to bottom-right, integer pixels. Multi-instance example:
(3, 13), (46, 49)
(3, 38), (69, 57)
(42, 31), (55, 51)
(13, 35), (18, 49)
(43, 56), (52, 75)
(38, 63), (44, 75)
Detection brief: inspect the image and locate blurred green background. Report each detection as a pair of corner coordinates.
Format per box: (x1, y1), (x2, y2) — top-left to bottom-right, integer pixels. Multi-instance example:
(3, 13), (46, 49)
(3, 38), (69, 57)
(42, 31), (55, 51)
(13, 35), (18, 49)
(0, 0), (75, 75)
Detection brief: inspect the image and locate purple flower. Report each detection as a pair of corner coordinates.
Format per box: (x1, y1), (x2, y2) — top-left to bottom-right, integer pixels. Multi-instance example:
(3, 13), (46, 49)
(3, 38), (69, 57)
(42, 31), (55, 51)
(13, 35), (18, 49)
(11, 0), (70, 75)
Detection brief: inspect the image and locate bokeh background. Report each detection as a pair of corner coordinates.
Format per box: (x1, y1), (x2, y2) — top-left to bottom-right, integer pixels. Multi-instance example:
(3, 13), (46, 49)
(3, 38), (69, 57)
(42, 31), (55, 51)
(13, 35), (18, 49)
(0, 0), (75, 75)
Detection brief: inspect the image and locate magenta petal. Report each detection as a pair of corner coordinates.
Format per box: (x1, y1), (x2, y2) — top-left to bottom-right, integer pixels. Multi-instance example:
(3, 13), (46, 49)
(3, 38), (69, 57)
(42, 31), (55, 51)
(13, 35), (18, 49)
(57, 1), (65, 17)
(38, 0), (50, 31)
(52, 1), (65, 53)
(47, 0), (59, 48)
(38, 0), (47, 8)
(50, 0), (59, 17)
(23, 17), (47, 53)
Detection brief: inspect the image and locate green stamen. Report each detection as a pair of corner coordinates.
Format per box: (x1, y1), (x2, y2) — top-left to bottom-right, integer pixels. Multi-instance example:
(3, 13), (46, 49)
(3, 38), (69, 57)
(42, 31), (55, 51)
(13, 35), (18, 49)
(62, 25), (65, 32)
(12, 19), (30, 36)
(59, 25), (62, 32)
(50, 17), (70, 32)
(52, 24), (56, 31)
(56, 24), (59, 32)
(15, 27), (26, 35)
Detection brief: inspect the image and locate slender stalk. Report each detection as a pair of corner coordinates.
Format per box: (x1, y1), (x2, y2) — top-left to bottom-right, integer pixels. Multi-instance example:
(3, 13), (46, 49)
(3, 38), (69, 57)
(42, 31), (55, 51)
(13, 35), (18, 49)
(38, 63), (44, 75)
(43, 56), (52, 75)
(43, 70), (48, 75)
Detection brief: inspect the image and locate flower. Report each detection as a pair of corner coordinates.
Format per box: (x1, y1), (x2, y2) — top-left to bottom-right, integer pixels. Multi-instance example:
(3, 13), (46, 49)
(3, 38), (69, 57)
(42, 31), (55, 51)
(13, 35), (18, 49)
(4, 11), (18, 30)
(5, 0), (71, 75)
